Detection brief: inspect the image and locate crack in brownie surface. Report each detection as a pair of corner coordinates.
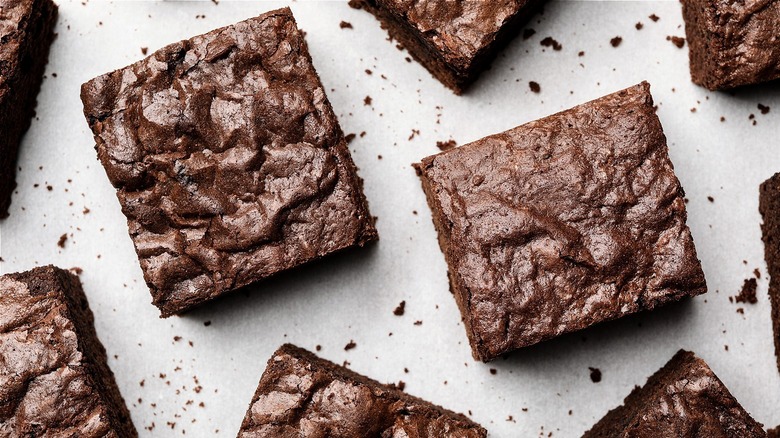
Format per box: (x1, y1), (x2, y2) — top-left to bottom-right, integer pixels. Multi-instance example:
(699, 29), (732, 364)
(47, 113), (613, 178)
(416, 82), (706, 361)
(81, 8), (377, 316)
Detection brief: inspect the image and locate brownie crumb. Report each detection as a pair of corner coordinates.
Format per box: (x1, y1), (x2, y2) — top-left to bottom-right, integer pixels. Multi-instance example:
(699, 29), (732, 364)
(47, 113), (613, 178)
(436, 140), (457, 151)
(735, 278), (758, 304)
(610, 36), (622, 47)
(413, 320), (422, 326)
(635, 22), (644, 30)
(529, 81), (541, 93)
(649, 13), (660, 22)
(754, 268), (761, 279)
(707, 196), (714, 202)
(339, 21), (353, 29)
(345, 133), (357, 144)
(540, 37), (562, 51)
(203, 321), (211, 326)
(363, 95), (372, 106)
(315, 345), (321, 351)
(589, 367), (602, 383)
(667, 36), (685, 48)
(394, 380), (406, 391)
(578, 51), (585, 57)
(758, 103), (771, 114)
(489, 368), (497, 375)
(141, 47), (148, 55)
(522, 28), (536, 40)
(57, 233), (67, 248)
(393, 300), (406, 316)
(408, 129), (420, 141)
(344, 340), (357, 351)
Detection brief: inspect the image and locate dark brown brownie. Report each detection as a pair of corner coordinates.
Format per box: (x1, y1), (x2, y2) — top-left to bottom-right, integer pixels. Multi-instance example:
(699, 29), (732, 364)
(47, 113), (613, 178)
(81, 8), (378, 317)
(415, 82), (706, 362)
(583, 350), (766, 437)
(759, 173), (780, 373)
(681, 0), (780, 90)
(769, 426), (780, 438)
(0, 0), (58, 218)
(0, 266), (137, 436)
(349, 0), (542, 94)
(238, 344), (487, 437)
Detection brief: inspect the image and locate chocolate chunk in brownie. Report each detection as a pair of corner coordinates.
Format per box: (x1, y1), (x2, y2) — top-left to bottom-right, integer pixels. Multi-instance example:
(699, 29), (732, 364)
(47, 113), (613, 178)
(415, 82), (706, 361)
(681, 0), (780, 90)
(0, 0), (58, 218)
(583, 350), (766, 437)
(0, 266), (137, 436)
(80, 8), (378, 316)
(349, 0), (543, 94)
(238, 344), (486, 437)
(760, 173), (780, 373)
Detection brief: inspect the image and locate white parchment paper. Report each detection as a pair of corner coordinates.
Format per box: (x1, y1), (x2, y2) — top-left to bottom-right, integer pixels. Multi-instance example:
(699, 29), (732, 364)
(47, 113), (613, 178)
(1, 0), (779, 436)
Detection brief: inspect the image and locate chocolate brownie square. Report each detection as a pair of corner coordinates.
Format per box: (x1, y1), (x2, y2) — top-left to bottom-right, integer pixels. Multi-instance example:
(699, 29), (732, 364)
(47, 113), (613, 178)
(0, 266), (137, 436)
(583, 350), (766, 437)
(415, 82), (706, 361)
(349, 0), (542, 94)
(81, 8), (378, 316)
(681, 0), (780, 90)
(759, 173), (780, 373)
(0, 0), (58, 218)
(238, 344), (487, 437)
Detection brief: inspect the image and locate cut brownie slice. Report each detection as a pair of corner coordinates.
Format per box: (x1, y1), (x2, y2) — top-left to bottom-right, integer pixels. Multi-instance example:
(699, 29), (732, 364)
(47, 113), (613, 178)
(759, 173), (780, 373)
(415, 82), (706, 362)
(769, 426), (780, 438)
(0, 266), (137, 436)
(583, 350), (766, 437)
(0, 0), (58, 218)
(349, 0), (542, 94)
(81, 8), (378, 317)
(238, 344), (487, 437)
(681, 0), (780, 90)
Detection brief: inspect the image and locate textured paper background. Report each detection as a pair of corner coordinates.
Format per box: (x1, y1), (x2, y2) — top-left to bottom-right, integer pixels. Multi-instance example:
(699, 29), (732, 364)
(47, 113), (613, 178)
(1, 0), (779, 436)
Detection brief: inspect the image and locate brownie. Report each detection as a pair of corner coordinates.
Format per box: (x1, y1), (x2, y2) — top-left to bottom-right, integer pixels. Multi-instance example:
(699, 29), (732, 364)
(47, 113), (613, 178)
(0, 0), (58, 218)
(759, 173), (780, 373)
(349, 0), (542, 94)
(583, 350), (766, 437)
(0, 266), (137, 436)
(415, 82), (706, 362)
(80, 8), (378, 317)
(681, 0), (780, 90)
(769, 426), (780, 438)
(238, 344), (487, 437)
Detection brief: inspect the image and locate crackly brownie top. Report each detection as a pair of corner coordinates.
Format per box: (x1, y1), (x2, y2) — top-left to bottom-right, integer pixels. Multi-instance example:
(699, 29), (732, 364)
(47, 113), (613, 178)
(584, 350), (766, 437)
(688, 0), (780, 88)
(0, 0), (35, 89)
(81, 8), (374, 315)
(418, 82), (706, 359)
(377, 0), (529, 70)
(239, 344), (486, 438)
(0, 267), (116, 437)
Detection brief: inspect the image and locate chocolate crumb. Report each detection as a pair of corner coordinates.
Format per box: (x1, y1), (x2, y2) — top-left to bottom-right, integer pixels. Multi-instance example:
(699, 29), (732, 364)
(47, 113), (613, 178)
(344, 340), (357, 351)
(413, 320), (422, 326)
(540, 37), (562, 51)
(339, 21), (353, 29)
(393, 300), (406, 316)
(635, 22), (644, 30)
(395, 380), (406, 391)
(436, 139), (457, 151)
(589, 367), (602, 383)
(610, 36), (622, 47)
(141, 47), (148, 55)
(203, 321), (211, 326)
(735, 278), (758, 304)
(758, 103), (770, 114)
(57, 233), (67, 248)
(316, 345), (322, 351)
(363, 95), (372, 106)
(649, 13), (660, 22)
(754, 268), (761, 279)
(578, 51), (585, 57)
(529, 81), (541, 93)
(345, 133), (357, 144)
(522, 28), (536, 40)
(667, 36), (685, 48)
(489, 368), (497, 375)
(707, 196), (714, 202)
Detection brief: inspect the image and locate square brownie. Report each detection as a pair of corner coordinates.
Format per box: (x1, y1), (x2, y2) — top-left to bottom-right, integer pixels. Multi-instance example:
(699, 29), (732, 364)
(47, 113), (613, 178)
(349, 0), (542, 94)
(81, 8), (378, 317)
(415, 82), (706, 361)
(583, 350), (766, 437)
(0, 0), (58, 218)
(0, 266), (137, 436)
(238, 344), (487, 437)
(759, 172), (780, 373)
(681, 0), (780, 90)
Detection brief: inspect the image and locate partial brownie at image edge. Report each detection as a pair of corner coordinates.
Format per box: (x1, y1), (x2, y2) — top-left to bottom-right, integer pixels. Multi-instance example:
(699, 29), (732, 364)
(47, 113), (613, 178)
(768, 426), (780, 438)
(0, 265), (137, 436)
(759, 173), (780, 374)
(238, 344), (487, 437)
(348, 0), (543, 94)
(681, 0), (780, 90)
(0, 0), (58, 218)
(415, 81), (706, 362)
(80, 7), (377, 317)
(582, 350), (766, 437)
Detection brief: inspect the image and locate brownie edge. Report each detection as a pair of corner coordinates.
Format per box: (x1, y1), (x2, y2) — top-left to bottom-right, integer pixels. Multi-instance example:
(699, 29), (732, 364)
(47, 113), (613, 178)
(0, 0), (58, 218)
(760, 172), (780, 374)
(238, 344), (487, 437)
